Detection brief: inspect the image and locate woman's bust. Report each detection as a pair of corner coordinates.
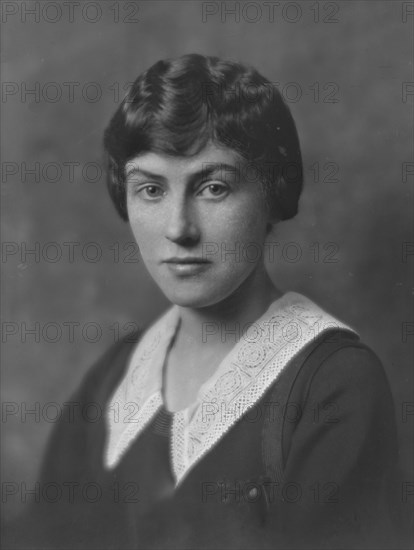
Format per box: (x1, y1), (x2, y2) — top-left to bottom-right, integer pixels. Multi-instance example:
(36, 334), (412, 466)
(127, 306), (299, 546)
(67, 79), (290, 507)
(103, 52), (304, 416)
(11, 54), (402, 550)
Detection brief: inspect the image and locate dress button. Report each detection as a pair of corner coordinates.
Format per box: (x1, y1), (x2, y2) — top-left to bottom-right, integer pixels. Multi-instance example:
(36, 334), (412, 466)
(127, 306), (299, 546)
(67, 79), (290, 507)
(248, 487), (258, 499)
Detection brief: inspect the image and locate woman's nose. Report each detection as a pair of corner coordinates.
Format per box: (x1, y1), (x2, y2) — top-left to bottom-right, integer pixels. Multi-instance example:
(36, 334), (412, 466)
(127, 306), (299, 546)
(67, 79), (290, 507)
(165, 196), (200, 245)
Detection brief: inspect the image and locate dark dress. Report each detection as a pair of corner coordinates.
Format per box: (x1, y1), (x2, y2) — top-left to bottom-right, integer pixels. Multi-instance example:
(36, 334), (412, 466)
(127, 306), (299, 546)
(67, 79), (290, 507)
(7, 294), (403, 549)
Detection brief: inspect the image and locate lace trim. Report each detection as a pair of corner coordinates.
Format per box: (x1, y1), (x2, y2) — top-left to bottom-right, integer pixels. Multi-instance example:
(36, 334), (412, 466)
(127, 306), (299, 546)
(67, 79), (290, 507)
(104, 292), (356, 482)
(105, 393), (163, 468)
(104, 307), (179, 469)
(171, 297), (354, 484)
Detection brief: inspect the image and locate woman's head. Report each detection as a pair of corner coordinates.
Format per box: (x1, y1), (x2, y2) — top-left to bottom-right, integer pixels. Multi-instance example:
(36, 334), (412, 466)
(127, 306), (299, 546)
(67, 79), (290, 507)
(103, 53), (303, 223)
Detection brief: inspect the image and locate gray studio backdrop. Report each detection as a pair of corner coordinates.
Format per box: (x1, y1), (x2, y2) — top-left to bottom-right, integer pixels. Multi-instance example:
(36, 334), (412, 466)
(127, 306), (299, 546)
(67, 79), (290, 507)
(1, 0), (413, 522)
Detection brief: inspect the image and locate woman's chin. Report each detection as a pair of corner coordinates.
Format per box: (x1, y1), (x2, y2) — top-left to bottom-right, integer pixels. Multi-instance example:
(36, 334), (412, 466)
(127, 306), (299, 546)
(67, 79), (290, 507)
(162, 292), (217, 309)
(160, 284), (230, 309)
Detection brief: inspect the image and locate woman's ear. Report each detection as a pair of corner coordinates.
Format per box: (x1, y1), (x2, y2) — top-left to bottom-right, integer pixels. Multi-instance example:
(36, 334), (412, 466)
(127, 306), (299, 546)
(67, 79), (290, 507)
(266, 204), (280, 233)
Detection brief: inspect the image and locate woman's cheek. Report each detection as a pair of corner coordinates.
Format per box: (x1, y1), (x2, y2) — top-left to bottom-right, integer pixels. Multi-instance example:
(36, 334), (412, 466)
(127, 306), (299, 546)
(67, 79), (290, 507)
(130, 211), (161, 246)
(217, 211), (265, 247)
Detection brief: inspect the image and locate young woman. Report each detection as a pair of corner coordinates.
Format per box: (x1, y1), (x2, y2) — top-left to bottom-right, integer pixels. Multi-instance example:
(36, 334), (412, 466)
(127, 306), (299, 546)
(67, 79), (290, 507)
(21, 54), (401, 549)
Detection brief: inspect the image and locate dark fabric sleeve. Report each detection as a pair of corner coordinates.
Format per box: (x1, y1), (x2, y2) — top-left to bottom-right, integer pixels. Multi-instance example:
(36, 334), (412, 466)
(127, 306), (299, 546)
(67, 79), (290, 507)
(267, 345), (403, 550)
(4, 335), (140, 550)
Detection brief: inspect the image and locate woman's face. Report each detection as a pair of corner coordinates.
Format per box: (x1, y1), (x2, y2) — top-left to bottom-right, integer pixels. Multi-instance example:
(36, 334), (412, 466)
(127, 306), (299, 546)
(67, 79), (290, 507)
(126, 142), (274, 308)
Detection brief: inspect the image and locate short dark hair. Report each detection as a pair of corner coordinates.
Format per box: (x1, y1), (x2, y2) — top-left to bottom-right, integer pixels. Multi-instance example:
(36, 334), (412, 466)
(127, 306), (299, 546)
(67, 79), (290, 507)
(103, 54), (303, 221)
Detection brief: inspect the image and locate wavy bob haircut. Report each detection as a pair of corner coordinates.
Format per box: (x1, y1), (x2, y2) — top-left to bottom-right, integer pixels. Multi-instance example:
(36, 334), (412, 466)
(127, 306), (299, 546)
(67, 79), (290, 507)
(103, 53), (303, 222)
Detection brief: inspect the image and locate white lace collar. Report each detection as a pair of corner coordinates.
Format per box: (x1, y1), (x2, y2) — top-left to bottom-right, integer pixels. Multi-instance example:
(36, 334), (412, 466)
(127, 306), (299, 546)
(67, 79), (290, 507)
(104, 292), (356, 485)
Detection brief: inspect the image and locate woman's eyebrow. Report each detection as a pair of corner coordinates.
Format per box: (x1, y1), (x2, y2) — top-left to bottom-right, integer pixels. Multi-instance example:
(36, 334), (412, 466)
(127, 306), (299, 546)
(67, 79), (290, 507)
(125, 162), (241, 184)
(125, 167), (167, 182)
(194, 162), (241, 182)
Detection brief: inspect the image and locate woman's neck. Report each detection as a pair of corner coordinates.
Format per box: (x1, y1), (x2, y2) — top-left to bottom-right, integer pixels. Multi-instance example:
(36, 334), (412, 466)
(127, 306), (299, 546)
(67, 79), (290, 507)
(175, 266), (282, 353)
(162, 265), (282, 412)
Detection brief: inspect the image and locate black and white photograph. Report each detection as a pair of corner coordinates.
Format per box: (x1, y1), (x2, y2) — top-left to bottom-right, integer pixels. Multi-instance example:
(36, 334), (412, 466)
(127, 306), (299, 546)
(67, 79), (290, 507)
(1, 1), (413, 549)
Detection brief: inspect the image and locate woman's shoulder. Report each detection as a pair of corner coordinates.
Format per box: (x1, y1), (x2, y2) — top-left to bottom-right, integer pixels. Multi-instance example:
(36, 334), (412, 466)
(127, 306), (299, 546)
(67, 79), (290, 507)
(306, 331), (390, 393)
(275, 329), (398, 460)
(75, 329), (144, 404)
(273, 291), (391, 401)
(38, 330), (146, 475)
(283, 329), (393, 408)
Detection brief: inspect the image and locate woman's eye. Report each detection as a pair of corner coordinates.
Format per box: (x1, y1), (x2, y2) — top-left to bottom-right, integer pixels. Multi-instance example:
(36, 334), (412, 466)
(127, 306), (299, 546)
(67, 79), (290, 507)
(137, 185), (164, 199)
(198, 183), (229, 198)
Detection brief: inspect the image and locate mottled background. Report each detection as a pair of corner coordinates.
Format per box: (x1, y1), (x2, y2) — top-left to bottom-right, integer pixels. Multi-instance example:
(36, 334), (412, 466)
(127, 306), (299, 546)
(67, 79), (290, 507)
(1, 0), (413, 530)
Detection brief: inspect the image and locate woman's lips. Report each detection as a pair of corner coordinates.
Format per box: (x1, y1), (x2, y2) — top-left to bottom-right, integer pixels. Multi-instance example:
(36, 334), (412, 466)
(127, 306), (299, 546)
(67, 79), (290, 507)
(163, 258), (212, 276)
(164, 257), (210, 263)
